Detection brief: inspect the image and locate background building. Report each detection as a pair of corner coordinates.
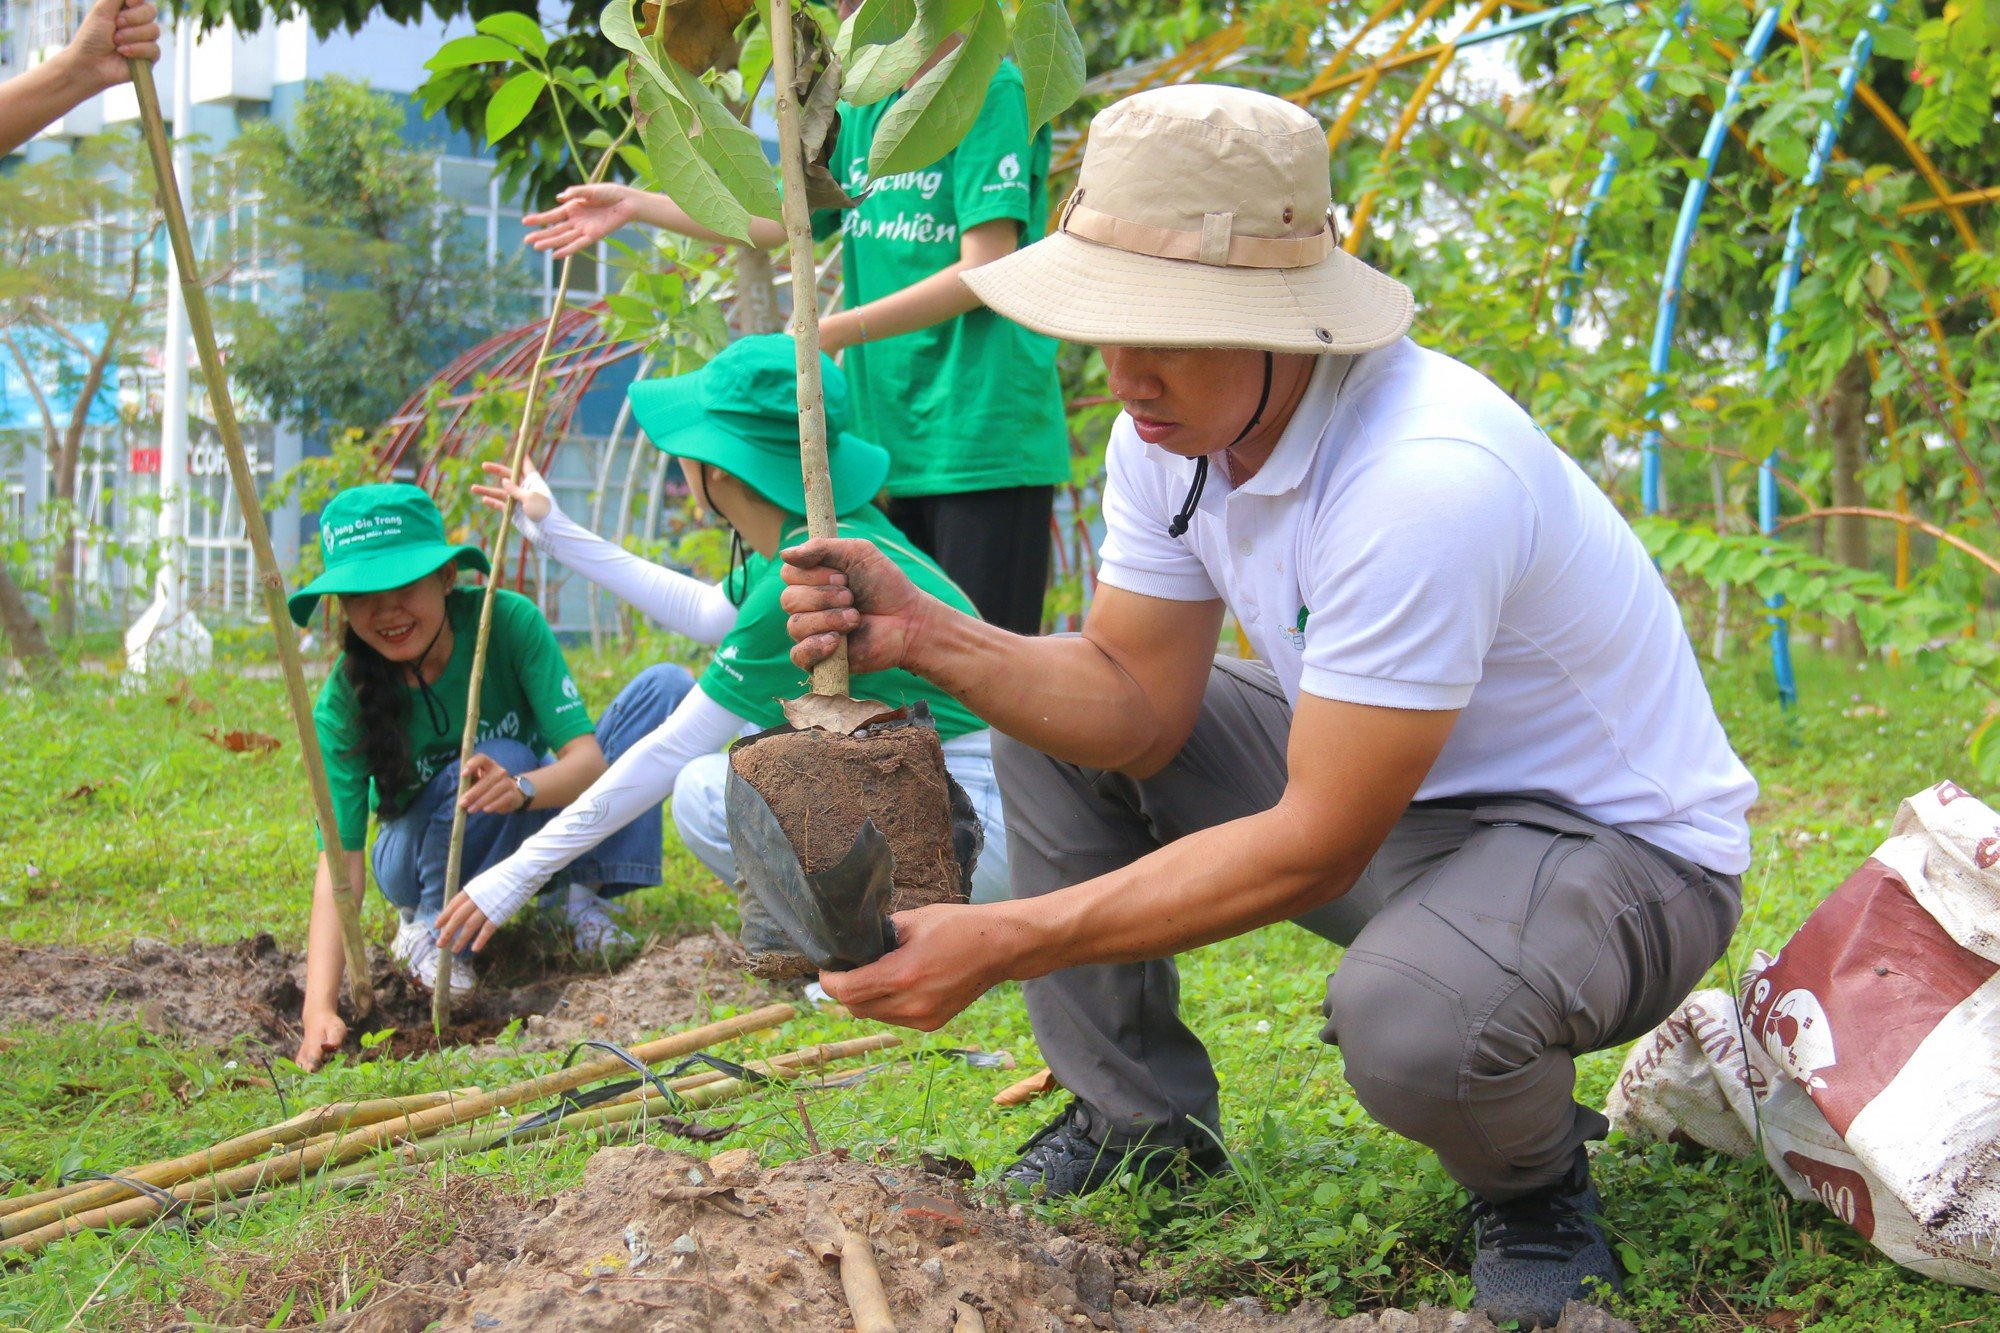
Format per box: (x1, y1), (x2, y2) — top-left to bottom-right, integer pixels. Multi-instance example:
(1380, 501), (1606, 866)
(1, 0), (636, 637)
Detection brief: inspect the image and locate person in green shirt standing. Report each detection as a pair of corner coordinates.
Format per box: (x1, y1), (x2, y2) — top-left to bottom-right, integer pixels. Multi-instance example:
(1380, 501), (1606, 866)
(432, 335), (1009, 964)
(520, 21), (1070, 636)
(287, 484), (694, 1070)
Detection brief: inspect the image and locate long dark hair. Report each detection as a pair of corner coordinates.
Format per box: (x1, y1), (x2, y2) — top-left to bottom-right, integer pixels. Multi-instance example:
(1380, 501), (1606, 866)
(342, 624), (417, 819)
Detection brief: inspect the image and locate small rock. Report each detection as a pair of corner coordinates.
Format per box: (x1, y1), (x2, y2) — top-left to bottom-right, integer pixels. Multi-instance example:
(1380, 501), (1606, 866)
(669, 1232), (700, 1255)
(1045, 1234), (1079, 1263)
(1554, 1303), (1639, 1333)
(707, 1147), (760, 1180)
(1415, 1308), (1500, 1333)
(1227, 1296), (1262, 1314)
(1378, 1313), (1422, 1333)
(920, 1257), (946, 1287)
(1331, 1317), (1380, 1333)
(1074, 1249), (1116, 1312)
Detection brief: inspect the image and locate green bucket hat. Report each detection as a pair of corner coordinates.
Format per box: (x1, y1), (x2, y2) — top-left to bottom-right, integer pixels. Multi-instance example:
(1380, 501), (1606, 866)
(287, 483), (489, 626)
(627, 333), (890, 517)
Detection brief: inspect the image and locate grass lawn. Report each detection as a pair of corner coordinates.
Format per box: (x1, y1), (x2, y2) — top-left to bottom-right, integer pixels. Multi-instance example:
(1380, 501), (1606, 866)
(1, 637), (1994, 1330)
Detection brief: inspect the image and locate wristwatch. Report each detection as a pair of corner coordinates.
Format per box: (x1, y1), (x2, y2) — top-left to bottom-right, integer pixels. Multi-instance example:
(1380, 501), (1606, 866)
(512, 773), (537, 811)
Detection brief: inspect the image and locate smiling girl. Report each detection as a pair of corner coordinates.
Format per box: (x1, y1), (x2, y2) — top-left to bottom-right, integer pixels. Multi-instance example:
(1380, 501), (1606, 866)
(286, 484), (691, 1069)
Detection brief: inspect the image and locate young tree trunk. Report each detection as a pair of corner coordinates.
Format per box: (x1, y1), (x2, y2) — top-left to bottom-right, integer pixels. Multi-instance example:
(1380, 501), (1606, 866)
(0, 558), (62, 688)
(734, 246), (783, 335)
(1825, 352), (1872, 656)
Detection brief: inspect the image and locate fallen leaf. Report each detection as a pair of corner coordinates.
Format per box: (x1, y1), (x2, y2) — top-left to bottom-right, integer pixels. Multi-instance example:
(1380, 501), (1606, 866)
(993, 1067), (1058, 1107)
(165, 687), (214, 714)
(781, 693), (901, 736)
(204, 729), (281, 755)
(63, 781), (104, 801)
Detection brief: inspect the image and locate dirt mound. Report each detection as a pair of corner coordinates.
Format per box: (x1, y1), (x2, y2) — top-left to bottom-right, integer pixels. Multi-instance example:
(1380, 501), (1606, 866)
(0, 933), (567, 1058)
(313, 1146), (1638, 1333)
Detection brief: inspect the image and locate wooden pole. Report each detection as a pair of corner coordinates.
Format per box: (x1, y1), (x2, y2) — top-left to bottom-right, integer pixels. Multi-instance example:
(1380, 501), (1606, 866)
(769, 0), (849, 699)
(432, 125), (631, 1027)
(0, 1002), (796, 1255)
(125, 57), (375, 1017)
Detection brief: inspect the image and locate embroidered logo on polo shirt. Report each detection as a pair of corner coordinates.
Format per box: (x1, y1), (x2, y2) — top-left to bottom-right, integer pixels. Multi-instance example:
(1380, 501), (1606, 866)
(998, 153), (1020, 181)
(1281, 605), (1309, 651)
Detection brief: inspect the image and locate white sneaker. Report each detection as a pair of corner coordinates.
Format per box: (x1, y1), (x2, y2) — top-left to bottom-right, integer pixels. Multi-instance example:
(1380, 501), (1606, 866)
(392, 917), (476, 998)
(566, 885), (635, 954)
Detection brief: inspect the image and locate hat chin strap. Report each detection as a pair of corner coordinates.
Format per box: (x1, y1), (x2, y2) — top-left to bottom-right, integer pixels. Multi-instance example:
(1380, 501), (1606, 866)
(1167, 351), (1273, 539)
(409, 615), (453, 734)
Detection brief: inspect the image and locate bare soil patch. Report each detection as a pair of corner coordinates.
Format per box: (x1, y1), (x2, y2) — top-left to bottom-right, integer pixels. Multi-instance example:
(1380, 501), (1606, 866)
(279, 1145), (1636, 1333)
(0, 930), (783, 1060)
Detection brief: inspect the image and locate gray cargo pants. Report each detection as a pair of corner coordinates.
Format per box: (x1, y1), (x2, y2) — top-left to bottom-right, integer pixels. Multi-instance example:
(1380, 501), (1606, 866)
(995, 656), (1742, 1202)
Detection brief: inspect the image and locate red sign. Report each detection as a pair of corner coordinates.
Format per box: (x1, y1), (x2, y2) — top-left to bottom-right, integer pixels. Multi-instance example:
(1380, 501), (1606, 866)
(130, 447), (161, 474)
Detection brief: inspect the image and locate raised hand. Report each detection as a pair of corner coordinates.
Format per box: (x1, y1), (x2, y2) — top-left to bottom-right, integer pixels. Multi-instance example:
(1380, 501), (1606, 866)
(522, 183), (638, 258)
(471, 460), (553, 522)
(70, 0), (161, 91)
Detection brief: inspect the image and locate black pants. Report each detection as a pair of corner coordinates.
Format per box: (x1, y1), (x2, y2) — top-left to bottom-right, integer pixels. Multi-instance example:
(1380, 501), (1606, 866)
(885, 485), (1054, 636)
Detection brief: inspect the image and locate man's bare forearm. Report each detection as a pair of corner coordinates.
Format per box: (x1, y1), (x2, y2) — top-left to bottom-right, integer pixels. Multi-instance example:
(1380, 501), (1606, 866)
(907, 606), (1174, 771)
(994, 798), (1363, 977)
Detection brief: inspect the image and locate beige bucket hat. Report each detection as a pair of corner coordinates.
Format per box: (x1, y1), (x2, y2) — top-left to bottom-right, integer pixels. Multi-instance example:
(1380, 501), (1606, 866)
(963, 84), (1414, 354)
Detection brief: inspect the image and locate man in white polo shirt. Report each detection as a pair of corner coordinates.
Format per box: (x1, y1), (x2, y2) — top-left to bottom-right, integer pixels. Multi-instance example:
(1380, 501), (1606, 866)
(779, 84), (1755, 1325)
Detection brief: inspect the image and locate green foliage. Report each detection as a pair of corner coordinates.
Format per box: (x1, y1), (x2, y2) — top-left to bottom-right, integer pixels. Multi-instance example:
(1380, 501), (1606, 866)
(226, 79), (525, 439)
(608, 0), (1087, 236)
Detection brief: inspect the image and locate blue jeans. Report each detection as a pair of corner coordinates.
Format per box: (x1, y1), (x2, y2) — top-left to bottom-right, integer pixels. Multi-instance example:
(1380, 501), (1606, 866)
(372, 663), (695, 923)
(671, 728), (1012, 905)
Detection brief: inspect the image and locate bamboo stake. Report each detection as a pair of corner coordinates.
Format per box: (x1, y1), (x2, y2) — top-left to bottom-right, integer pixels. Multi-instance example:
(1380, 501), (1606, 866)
(124, 57), (374, 1018)
(433, 124), (632, 1028)
(769, 0), (849, 699)
(0, 1091), (466, 1238)
(179, 1037), (897, 1231)
(840, 1222), (898, 1333)
(0, 1003), (795, 1255)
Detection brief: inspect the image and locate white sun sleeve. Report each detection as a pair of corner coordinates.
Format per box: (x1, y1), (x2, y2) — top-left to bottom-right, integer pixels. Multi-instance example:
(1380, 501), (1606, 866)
(514, 475), (737, 645)
(462, 686), (747, 927)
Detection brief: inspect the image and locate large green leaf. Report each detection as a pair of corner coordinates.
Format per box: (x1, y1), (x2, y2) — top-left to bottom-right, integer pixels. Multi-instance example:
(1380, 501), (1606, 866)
(485, 69), (544, 141)
(661, 59), (779, 220)
(839, 0), (981, 106)
(425, 34), (520, 70)
(634, 68), (755, 241)
(842, 0), (914, 50)
(601, 0), (690, 107)
(1011, 0), (1083, 130)
(475, 11), (547, 58)
(868, 0), (1007, 176)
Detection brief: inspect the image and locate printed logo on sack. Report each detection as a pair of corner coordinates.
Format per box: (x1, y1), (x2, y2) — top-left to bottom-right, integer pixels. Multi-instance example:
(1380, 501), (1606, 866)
(1781, 1152), (1878, 1240)
(1935, 780), (1967, 805)
(1978, 835), (2000, 869)
(1747, 977), (1838, 1092)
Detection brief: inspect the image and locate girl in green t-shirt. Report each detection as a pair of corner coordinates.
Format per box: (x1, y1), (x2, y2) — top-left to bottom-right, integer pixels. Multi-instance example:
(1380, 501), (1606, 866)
(287, 484), (693, 1070)
(519, 11), (1067, 638)
(433, 335), (1011, 963)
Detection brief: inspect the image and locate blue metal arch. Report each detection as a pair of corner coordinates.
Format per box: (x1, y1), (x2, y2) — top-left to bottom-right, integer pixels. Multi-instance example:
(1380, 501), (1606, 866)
(1755, 2), (1889, 709)
(1557, 4), (1691, 332)
(1640, 3), (1785, 517)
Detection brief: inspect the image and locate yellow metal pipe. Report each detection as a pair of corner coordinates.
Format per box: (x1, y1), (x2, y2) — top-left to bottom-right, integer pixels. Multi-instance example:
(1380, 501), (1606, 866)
(1345, 0), (1507, 252)
(1323, 0), (1454, 153)
(1293, 0), (1414, 101)
(1899, 182), (2000, 216)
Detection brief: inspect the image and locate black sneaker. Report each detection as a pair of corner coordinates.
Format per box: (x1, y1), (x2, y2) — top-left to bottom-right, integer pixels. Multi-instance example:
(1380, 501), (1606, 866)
(1000, 1100), (1227, 1198)
(1464, 1148), (1622, 1327)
